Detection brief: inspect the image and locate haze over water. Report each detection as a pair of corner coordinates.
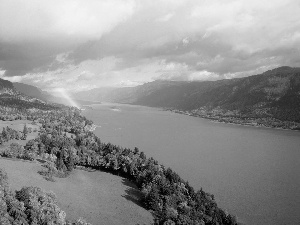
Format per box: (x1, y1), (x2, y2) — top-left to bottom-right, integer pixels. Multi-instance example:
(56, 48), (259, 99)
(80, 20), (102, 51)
(82, 103), (300, 225)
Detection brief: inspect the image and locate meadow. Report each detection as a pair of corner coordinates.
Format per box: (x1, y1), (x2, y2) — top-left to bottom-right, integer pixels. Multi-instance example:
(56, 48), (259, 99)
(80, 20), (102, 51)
(0, 157), (153, 224)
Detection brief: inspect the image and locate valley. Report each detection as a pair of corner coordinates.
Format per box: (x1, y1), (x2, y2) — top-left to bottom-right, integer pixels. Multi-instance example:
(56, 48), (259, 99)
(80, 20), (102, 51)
(75, 66), (300, 130)
(0, 66), (299, 225)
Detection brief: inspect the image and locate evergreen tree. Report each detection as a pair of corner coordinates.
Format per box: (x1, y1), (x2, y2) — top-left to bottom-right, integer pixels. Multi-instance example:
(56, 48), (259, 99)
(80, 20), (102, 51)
(66, 148), (74, 171)
(22, 124), (28, 140)
(56, 150), (65, 171)
(2, 127), (7, 142)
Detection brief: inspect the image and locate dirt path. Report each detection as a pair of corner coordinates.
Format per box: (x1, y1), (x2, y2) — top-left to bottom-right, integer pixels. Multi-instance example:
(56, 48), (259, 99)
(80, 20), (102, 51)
(0, 158), (153, 225)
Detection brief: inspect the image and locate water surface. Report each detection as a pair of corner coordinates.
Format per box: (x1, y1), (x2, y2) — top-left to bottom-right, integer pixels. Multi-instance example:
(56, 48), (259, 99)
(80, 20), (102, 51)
(82, 103), (300, 225)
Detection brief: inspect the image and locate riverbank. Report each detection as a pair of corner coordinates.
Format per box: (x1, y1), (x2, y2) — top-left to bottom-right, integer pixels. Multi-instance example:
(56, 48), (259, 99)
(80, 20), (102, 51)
(167, 109), (300, 131)
(79, 102), (300, 131)
(82, 103), (300, 225)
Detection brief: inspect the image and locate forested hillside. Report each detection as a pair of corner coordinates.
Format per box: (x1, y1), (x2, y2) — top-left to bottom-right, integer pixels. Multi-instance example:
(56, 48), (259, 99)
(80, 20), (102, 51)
(13, 82), (52, 102)
(0, 77), (238, 224)
(74, 66), (300, 129)
(0, 78), (60, 117)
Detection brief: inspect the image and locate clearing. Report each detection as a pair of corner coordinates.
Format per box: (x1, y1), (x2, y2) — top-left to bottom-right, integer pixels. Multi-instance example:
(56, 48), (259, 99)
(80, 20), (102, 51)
(0, 158), (154, 225)
(0, 120), (40, 150)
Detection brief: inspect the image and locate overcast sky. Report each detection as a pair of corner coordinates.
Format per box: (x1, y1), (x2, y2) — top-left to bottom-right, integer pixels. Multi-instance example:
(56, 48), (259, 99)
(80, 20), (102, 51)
(0, 0), (300, 93)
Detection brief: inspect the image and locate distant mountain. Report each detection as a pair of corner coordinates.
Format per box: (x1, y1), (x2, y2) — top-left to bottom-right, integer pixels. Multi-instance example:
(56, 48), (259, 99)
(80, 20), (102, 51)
(73, 80), (186, 103)
(74, 66), (300, 123)
(72, 87), (117, 102)
(0, 78), (14, 90)
(131, 67), (300, 112)
(0, 78), (57, 110)
(13, 82), (52, 102)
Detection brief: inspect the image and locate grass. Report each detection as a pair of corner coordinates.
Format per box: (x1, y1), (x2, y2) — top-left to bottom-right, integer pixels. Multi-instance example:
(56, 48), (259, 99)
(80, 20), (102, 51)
(0, 119), (40, 132)
(0, 158), (154, 225)
(0, 120), (40, 153)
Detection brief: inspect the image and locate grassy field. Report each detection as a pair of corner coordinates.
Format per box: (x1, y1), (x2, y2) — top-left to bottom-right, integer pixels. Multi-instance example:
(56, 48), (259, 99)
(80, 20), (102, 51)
(0, 119), (40, 133)
(0, 120), (40, 152)
(0, 158), (154, 225)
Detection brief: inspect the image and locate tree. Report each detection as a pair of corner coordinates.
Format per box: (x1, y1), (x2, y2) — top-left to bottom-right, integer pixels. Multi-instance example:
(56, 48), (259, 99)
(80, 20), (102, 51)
(38, 143), (46, 156)
(2, 127), (8, 142)
(22, 124), (28, 140)
(140, 151), (146, 160)
(8, 143), (24, 158)
(134, 147), (139, 154)
(0, 169), (8, 187)
(25, 140), (39, 158)
(66, 148), (75, 171)
(56, 149), (66, 172)
(15, 187), (66, 224)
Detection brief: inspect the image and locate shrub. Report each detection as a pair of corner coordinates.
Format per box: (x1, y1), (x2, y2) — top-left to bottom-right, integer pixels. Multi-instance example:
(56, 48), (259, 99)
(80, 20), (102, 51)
(74, 218), (92, 225)
(1, 143), (24, 159)
(38, 161), (57, 181)
(15, 186), (66, 224)
(23, 151), (36, 161)
(0, 169), (8, 187)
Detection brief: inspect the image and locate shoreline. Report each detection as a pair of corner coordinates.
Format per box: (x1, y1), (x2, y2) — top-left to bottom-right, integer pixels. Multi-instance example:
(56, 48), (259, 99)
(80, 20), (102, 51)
(80, 103), (300, 132)
(165, 109), (300, 132)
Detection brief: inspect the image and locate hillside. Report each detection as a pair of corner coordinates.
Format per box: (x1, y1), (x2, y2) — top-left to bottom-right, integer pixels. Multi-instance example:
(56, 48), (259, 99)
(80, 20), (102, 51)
(0, 102), (238, 225)
(12, 82), (70, 106)
(73, 87), (117, 102)
(13, 82), (52, 102)
(0, 78), (59, 112)
(74, 66), (300, 128)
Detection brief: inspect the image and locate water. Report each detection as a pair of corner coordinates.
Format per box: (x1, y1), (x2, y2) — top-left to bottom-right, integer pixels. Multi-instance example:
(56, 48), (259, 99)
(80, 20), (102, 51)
(82, 103), (300, 225)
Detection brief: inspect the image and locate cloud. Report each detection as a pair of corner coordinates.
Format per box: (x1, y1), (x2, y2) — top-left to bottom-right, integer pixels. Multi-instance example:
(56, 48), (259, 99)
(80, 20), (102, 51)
(0, 0), (136, 42)
(1, 0), (300, 91)
(188, 71), (219, 81)
(154, 61), (220, 81)
(157, 13), (174, 22)
(0, 69), (5, 76)
(0, 0), (135, 76)
(182, 38), (189, 45)
(55, 53), (71, 64)
(76, 71), (96, 81)
(5, 56), (124, 92)
(119, 80), (143, 87)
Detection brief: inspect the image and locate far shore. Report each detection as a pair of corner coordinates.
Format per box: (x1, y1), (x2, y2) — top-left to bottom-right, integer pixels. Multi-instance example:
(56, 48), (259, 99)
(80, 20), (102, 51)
(80, 102), (300, 132)
(165, 108), (300, 132)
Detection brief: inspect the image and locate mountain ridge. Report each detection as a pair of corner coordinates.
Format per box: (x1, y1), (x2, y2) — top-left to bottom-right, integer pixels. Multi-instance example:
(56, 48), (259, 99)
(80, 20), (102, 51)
(13, 82), (52, 102)
(0, 78), (60, 111)
(74, 66), (300, 128)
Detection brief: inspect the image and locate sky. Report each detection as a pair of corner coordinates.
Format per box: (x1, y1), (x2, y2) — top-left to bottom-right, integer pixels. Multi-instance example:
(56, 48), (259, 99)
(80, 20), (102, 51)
(0, 0), (300, 93)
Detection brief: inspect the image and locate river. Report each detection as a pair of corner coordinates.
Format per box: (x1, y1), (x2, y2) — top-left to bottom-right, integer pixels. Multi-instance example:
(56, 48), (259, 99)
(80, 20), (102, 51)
(82, 103), (300, 225)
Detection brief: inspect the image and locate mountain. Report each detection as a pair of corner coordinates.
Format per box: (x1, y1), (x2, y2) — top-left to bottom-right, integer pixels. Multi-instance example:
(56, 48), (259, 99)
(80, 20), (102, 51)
(131, 67), (300, 112)
(73, 80), (189, 103)
(74, 66), (300, 124)
(0, 78), (58, 111)
(73, 87), (116, 102)
(0, 78), (14, 90)
(13, 82), (52, 102)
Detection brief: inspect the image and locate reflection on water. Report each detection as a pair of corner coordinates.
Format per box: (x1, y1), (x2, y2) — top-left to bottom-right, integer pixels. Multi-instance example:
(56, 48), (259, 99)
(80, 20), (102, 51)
(83, 103), (300, 225)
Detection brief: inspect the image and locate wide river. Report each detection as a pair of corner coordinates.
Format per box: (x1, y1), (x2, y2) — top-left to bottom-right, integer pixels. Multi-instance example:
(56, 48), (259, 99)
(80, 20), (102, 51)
(82, 103), (300, 225)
